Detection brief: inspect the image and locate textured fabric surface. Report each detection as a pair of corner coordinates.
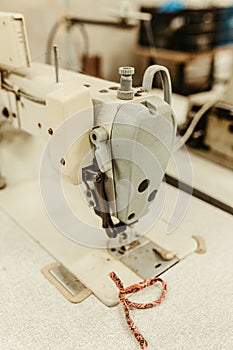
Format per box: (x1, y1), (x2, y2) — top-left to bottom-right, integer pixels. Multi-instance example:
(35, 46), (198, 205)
(0, 192), (233, 350)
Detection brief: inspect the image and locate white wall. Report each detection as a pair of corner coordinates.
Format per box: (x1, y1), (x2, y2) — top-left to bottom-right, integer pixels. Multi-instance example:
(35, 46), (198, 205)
(0, 0), (144, 82)
(0, 0), (232, 83)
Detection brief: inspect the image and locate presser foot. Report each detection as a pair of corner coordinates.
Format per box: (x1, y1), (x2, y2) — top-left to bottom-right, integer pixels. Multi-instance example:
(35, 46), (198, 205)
(108, 233), (179, 280)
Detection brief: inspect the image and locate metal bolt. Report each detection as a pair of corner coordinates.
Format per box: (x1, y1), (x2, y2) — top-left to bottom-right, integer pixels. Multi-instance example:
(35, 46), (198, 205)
(117, 66), (135, 100)
(89, 200), (95, 207)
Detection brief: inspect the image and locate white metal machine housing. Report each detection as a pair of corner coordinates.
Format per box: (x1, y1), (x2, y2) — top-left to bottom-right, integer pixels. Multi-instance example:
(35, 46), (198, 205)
(0, 13), (197, 306)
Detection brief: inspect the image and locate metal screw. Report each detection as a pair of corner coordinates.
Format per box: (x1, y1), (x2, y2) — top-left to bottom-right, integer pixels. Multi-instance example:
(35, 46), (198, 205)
(48, 128), (53, 135)
(60, 158), (66, 166)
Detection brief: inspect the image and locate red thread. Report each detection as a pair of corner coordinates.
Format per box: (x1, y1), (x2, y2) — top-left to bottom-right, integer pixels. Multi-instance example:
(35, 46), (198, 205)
(109, 271), (167, 350)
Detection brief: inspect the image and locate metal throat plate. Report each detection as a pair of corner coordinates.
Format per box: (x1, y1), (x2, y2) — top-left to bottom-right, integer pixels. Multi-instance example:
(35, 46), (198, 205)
(108, 236), (179, 279)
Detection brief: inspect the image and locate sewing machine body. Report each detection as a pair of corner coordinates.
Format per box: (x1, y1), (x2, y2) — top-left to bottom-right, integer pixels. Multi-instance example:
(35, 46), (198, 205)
(0, 12), (197, 306)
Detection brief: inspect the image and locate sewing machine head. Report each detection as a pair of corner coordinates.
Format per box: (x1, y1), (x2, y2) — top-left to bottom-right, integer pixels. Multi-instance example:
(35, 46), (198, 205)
(0, 12), (176, 242)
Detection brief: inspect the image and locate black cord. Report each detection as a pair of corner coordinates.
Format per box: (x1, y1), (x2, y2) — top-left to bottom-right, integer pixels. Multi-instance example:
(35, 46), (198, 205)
(165, 174), (233, 216)
(2, 81), (46, 106)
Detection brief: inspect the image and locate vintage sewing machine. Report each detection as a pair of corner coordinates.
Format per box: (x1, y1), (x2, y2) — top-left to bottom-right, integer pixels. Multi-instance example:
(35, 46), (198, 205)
(0, 12), (197, 306)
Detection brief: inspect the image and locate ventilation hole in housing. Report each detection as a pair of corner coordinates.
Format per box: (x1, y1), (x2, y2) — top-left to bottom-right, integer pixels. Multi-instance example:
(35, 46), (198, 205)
(138, 179), (150, 193)
(128, 213), (135, 221)
(86, 191), (92, 198)
(148, 190), (157, 202)
(91, 133), (97, 141)
(99, 89), (108, 93)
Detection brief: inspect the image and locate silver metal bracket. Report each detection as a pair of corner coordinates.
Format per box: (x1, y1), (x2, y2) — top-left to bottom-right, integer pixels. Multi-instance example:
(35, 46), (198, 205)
(42, 262), (92, 304)
(108, 236), (179, 279)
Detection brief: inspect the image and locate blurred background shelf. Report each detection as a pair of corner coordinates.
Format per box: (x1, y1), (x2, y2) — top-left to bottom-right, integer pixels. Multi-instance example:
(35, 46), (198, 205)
(137, 45), (233, 95)
(137, 45), (233, 63)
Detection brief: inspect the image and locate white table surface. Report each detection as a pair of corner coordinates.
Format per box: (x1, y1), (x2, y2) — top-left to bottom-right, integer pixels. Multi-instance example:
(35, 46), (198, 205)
(1, 182), (233, 350)
(167, 147), (233, 209)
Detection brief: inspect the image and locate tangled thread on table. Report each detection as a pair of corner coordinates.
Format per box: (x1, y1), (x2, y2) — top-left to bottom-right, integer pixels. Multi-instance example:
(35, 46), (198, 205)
(109, 272), (167, 350)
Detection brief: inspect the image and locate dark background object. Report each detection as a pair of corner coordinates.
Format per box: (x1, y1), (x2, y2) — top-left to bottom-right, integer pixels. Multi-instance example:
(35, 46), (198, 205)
(139, 7), (221, 52)
(138, 7), (232, 95)
(217, 7), (233, 45)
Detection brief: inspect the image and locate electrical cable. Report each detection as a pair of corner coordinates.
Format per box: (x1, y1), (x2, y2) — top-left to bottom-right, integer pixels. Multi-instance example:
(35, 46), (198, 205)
(173, 91), (223, 152)
(143, 20), (158, 65)
(109, 271), (167, 350)
(141, 12), (223, 142)
(143, 20), (169, 98)
(76, 22), (89, 64)
(2, 81), (46, 105)
(17, 89), (46, 105)
(45, 17), (89, 71)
